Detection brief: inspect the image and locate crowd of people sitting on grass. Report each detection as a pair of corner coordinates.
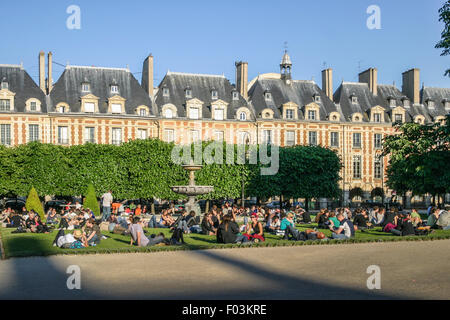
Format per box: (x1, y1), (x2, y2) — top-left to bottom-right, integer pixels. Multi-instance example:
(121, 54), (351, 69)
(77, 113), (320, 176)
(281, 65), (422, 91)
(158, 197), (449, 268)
(1, 199), (449, 249)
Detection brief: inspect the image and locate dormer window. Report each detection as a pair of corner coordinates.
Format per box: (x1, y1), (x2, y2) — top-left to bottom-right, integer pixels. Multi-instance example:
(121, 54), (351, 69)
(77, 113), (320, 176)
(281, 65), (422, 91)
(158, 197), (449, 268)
(1, 81), (8, 90)
(285, 109), (294, 119)
(308, 110), (316, 120)
(444, 99), (450, 111)
(211, 90), (218, 100)
(139, 109), (147, 117)
(394, 114), (403, 123)
(373, 113), (381, 123)
(239, 112), (247, 121)
(110, 85), (119, 94)
(389, 98), (396, 107)
(351, 95), (358, 104)
(214, 108), (224, 120)
(264, 91), (272, 101)
(427, 99), (435, 109)
(232, 91), (239, 101)
(165, 109), (173, 119)
(59, 106), (66, 113)
(313, 94), (321, 103)
(82, 83), (90, 92)
(402, 98), (410, 107)
(30, 101), (37, 111)
(185, 88), (192, 99)
(163, 87), (170, 97)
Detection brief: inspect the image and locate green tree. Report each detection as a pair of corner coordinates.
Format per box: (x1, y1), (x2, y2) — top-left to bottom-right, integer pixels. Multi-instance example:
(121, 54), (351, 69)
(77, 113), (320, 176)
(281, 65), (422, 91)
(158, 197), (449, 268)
(25, 186), (45, 219)
(83, 184), (100, 216)
(383, 116), (450, 205)
(436, 0), (450, 76)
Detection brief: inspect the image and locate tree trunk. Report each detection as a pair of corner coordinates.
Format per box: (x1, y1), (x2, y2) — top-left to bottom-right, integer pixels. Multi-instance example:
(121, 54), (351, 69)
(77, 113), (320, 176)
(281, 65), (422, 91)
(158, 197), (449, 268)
(205, 200), (210, 213)
(305, 198), (310, 212)
(151, 201), (155, 215)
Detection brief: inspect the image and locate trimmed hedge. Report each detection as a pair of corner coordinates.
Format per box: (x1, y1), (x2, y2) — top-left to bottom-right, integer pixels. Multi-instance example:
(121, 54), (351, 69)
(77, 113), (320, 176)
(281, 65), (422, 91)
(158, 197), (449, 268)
(25, 187), (44, 219)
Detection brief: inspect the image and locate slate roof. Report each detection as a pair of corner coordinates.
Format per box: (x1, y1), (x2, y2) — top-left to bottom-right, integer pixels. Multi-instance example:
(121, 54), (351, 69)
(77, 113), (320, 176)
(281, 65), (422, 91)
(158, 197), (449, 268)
(49, 66), (153, 115)
(0, 64), (47, 113)
(421, 86), (450, 120)
(154, 71), (253, 119)
(333, 82), (390, 122)
(248, 75), (339, 120)
(377, 84), (431, 122)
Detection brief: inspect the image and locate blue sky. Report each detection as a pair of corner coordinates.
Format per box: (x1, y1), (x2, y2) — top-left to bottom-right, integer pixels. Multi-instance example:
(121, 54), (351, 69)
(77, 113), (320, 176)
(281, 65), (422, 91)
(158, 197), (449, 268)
(1, 0), (449, 90)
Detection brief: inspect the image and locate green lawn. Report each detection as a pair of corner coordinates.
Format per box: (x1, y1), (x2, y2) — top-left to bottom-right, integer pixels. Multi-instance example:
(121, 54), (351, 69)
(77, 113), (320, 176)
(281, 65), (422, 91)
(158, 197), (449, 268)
(1, 223), (450, 259)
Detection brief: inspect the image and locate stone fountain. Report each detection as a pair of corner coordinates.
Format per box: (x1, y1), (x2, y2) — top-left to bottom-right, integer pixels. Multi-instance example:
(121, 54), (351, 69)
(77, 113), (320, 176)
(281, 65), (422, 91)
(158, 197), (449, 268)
(170, 164), (214, 216)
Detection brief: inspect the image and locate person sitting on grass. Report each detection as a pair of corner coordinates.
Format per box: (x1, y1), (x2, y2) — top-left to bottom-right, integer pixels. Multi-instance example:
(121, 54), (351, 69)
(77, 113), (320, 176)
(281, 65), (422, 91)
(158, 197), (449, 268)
(389, 212), (416, 236)
(160, 209), (176, 228)
(201, 212), (217, 236)
(129, 216), (165, 247)
(410, 209), (423, 227)
(46, 208), (59, 225)
(83, 218), (102, 246)
(280, 212), (299, 239)
(370, 207), (385, 226)
(243, 213), (265, 242)
(217, 214), (242, 244)
(108, 214), (129, 235)
(381, 208), (398, 230)
(352, 209), (372, 232)
(70, 230), (87, 249)
(426, 208), (441, 229)
(265, 215), (281, 233)
(25, 211), (50, 234)
(316, 209), (330, 229)
(5, 210), (25, 228)
(328, 211), (341, 230)
(330, 213), (355, 240)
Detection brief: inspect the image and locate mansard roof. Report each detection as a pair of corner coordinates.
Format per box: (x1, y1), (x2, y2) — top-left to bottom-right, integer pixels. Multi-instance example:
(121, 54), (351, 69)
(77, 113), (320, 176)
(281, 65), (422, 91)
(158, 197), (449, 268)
(421, 86), (450, 120)
(155, 71), (254, 119)
(49, 65), (153, 115)
(0, 64), (47, 113)
(248, 74), (339, 120)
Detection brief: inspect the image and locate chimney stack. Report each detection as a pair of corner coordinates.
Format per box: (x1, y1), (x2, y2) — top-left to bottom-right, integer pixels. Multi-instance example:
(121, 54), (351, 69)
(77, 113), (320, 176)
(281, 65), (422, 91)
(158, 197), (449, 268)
(39, 51), (46, 93)
(402, 68), (420, 104)
(142, 54), (154, 99)
(359, 68), (378, 95)
(47, 52), (53, 94)
(235, 61), (248, 100)
(321, 68), (333, 100)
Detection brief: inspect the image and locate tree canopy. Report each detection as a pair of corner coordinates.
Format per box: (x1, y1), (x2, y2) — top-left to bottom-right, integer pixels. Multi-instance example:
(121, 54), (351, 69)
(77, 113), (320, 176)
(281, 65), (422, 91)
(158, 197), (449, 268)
(436, 0), (450, 77)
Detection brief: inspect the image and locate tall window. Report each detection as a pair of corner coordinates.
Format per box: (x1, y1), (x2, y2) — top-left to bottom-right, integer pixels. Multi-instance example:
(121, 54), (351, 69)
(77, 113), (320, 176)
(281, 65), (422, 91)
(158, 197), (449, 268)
(0, 99), (10, 111)
(374, 158), (382, 179)
(308, 131), (317, 146)
(190, 130), (200, 143)
(211, 90), (218, 100)
(308, 110), (316, 120)
(189, 107), (199, 119)
(139, 109), (147, 117)
(240, 132), (250, 145)
(215, 131), (224, 141)
(394, 114), (403, 123)
(163, 87), (170, 97)
(214, 108), (224, 120)
(0, 124), (11, 145)
(373, 113), (381, 123)
(112, 128), (122, 145)
(353, 133), (362, 148)
(137, 129), (147, 140)
(185, 89), (192, 98)
(232, 91), (239, 101)
(239, 112), (247, 121)
(28, 124), (39, 142)
(263, 130), (272, 145)
(164, 129), (174, 142)
(330, 132), (339, 147)
(58, 126), (69, 145)
(374, 134), (382, 149)
(84, 127), (95, 144)
(30, 101), (37, 111)
(353, 155), (361, 179)
(286, 109), (294, 119)
(286, 131), (295, 146)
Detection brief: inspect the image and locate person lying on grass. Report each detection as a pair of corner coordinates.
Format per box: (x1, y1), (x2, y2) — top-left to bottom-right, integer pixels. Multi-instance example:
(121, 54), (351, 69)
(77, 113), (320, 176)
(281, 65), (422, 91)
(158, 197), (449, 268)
(129, 216), (165, 247)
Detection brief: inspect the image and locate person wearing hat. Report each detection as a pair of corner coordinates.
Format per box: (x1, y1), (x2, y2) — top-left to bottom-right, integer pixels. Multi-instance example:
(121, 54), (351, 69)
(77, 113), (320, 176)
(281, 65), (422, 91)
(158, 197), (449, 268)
(70, 229), (87, 249)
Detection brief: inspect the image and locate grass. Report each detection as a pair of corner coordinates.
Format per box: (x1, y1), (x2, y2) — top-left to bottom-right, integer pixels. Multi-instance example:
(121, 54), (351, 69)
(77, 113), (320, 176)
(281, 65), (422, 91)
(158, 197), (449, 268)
(1, 222), (450, 259)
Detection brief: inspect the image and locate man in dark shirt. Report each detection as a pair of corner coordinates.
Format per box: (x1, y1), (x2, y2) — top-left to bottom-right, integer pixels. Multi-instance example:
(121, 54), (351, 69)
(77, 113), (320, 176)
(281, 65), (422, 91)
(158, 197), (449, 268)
(83, 218), (101, 246)
(353, 209), (372, 231)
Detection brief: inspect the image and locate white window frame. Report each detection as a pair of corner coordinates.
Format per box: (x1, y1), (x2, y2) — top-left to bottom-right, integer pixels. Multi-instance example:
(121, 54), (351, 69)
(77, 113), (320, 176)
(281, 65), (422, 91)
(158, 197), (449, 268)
(84, 102), (95, 113)
(189, 107), (199, 120)
(137, 129), (147, 140)
(374, 134), (382, 149)
(263, 130), (272, 145)
(58, 126), (69, 145)
(82, 83), (90, 92)
(164, 129), (174, 143)
(353, 133), (362, 148)
(286, 130), (295, 146)
(165, 109), (173, 119)
(28, 124), (39, 142)
(111, 85), (119, 94)
(0, 99), (10, 111)
(0, 124), (11, 145)
(308, 110), (316, 120)
(84, 127), (95, 144)
(308, 131), (317, 146)
(239, 112), (247, 121)
(330, 132), (339, 147)
(214, 108), (224, 120)
(353, 155), (362, 179)
(111, 103), (122, 114)
(112, 128), (122, 145)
